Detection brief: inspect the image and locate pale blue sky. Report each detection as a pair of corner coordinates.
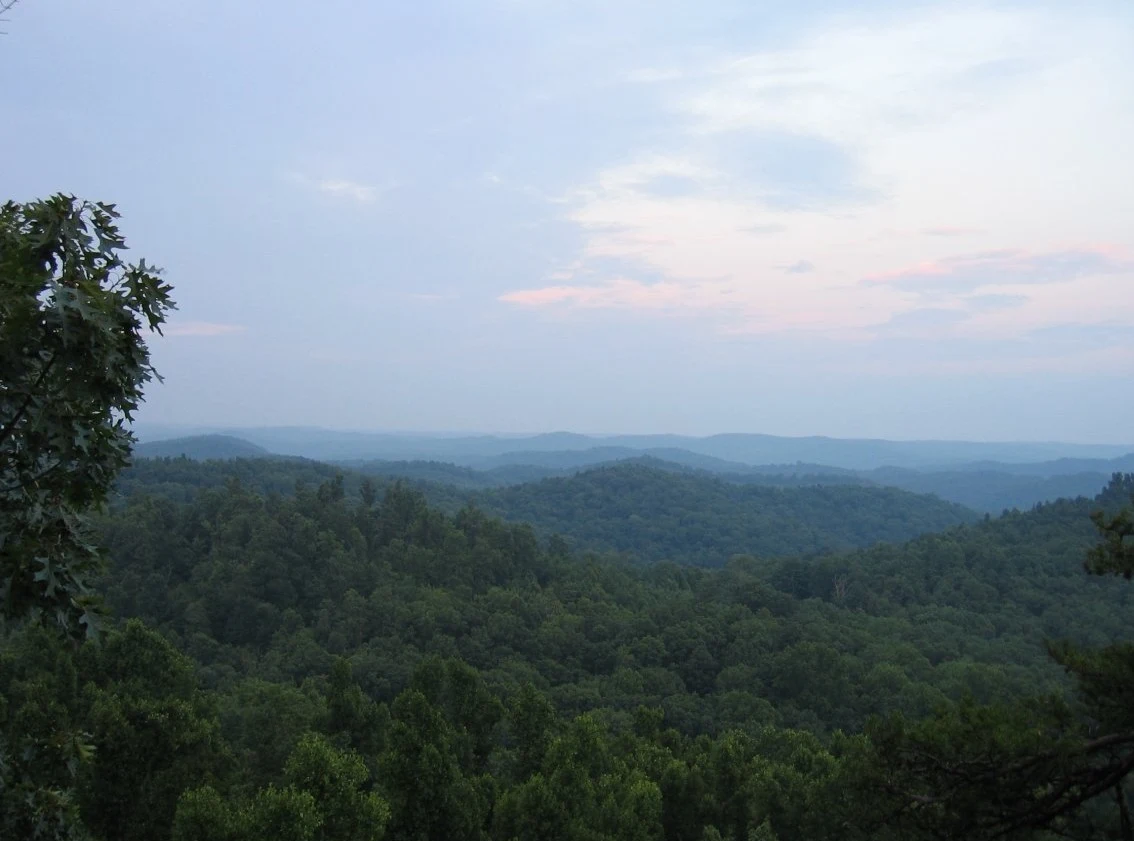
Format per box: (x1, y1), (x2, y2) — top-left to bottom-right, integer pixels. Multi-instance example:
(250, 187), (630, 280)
(4, 0), (1133, 441)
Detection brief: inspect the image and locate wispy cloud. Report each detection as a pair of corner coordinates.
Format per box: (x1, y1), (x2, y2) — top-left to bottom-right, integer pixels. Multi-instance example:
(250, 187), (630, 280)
(782, 260), (815, 274)
(503, 4), (1133, 352)
(863, 246), (1133, 295)
(965, 293), (1029, 311)
(165, 322), (246, 337)
(499, 274), (899, 339)
(500, 279), (691, 311)
(315, 178), (378, 203)
(287, 172), (386, 203)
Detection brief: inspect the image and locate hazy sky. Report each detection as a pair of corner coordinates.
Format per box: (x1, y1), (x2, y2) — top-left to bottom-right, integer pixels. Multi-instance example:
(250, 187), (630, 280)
(4, 1), (1133, 441)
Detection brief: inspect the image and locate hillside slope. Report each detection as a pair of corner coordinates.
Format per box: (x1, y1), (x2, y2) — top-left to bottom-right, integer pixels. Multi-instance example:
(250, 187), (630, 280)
(474, 462), (979, 565)
(95, 468), (1134, 736)
(134, 434), (269, 460)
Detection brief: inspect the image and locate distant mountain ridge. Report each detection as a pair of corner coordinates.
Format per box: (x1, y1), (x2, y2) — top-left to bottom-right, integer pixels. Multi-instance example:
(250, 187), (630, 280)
(132, 425), (1133, 470)
(346, 451), (1120, 514)
(133, 434), (270, 460)
(132, 431), (1128, 513)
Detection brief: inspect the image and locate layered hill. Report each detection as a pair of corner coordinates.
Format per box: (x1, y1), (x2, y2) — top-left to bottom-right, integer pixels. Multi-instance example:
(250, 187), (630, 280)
(113, 457), (979, 565)
(133, 425), (1132, 470)
(95, 461), (1134, 736)
(133, 434), (269, 460)
(472, 462), (978, 565)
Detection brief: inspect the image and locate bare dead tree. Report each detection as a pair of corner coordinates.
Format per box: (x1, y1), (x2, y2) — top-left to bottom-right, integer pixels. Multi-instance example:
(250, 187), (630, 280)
(832, 574), (849, 602)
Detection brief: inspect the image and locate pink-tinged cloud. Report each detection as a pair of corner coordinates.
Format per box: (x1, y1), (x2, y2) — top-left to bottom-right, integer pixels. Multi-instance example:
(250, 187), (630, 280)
(863, 246), (1134, 294)
(498, 276), (893, 339)
(500, 280), (692, 310)
(164, 321), (246, 337)
(500, 286), (589, 306)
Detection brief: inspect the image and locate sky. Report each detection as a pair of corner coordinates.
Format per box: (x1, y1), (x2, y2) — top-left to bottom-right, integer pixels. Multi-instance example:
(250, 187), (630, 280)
(3, 0), (1134, 442)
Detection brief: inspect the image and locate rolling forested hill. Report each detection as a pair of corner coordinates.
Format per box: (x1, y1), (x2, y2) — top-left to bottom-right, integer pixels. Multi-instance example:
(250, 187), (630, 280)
(133, 434), (270, 460)
(354, 452), (1120, 514)
(133, 435), (1129, 514)
(9, 449), (1133, 840)
(94, 469), (1133, 733)
(472, 462), (979, 565)
(116, 457), (978, 565)
(863, 467), (1116, 513)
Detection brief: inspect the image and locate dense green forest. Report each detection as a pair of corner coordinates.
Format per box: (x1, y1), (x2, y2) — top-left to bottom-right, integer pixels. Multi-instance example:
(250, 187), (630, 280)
(346, 454), (1118, 515)
(5, 460), (1133, 840)
(4, 197), (1134, 841)
(138, 433), (1127, 513)
(117, 457), (979, 566)
(471, 462), (979, 564)
(93, 462), (1134, 729)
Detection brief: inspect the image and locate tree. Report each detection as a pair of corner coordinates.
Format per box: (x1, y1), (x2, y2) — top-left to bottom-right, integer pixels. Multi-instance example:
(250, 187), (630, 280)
(0, 196), (172, 840)
(172, 734), (388, 841)
(1, 195), (173, 637)
(1085, 475), (1134, 579)
(848, 476), (1134, 840)
(377, 689), (491, 841)
(77, 621), (230, 841)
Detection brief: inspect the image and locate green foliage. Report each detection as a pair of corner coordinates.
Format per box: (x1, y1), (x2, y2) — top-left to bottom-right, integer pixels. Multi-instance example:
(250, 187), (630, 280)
(76, 621), (231, 841)
(0, 195), (171, 841)
(0, 626), (91, 841)
(508, 684), (559, 779)
(242, 785), (322, 841)
(840, 477), (1134, 839)
(172, 735), (388, 841)
(284, 733), (389, 841)
(1085, 474), (1134, 578)
(1, 195), (173, 637)
(8, 425), (1134, 840)
(92, 462), (1134, 737)
(377, 687), (492, 841)
(171, 786), (241, 841)
(476, 462), (979, 566)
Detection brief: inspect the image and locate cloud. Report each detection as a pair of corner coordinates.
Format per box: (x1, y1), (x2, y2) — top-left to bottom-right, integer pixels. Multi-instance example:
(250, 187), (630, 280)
(636, 173), (703, 198)
(678, 7), (1077, 143)
(493, 3), (1134, 369)
(863, 246), (1133, 295)
(965, 293), (1028, 311)
(499, 273), (898, 339)
(704, 129), (877, 209)
(500, 279), (691, 311)
(315, 178), (378, 203)
(923, 226), (980, 237)
(287, 171), (385, 203)
(165, 321), (246, 337)
(782, 260), (815, 274)
(875, 307), (970, 337)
